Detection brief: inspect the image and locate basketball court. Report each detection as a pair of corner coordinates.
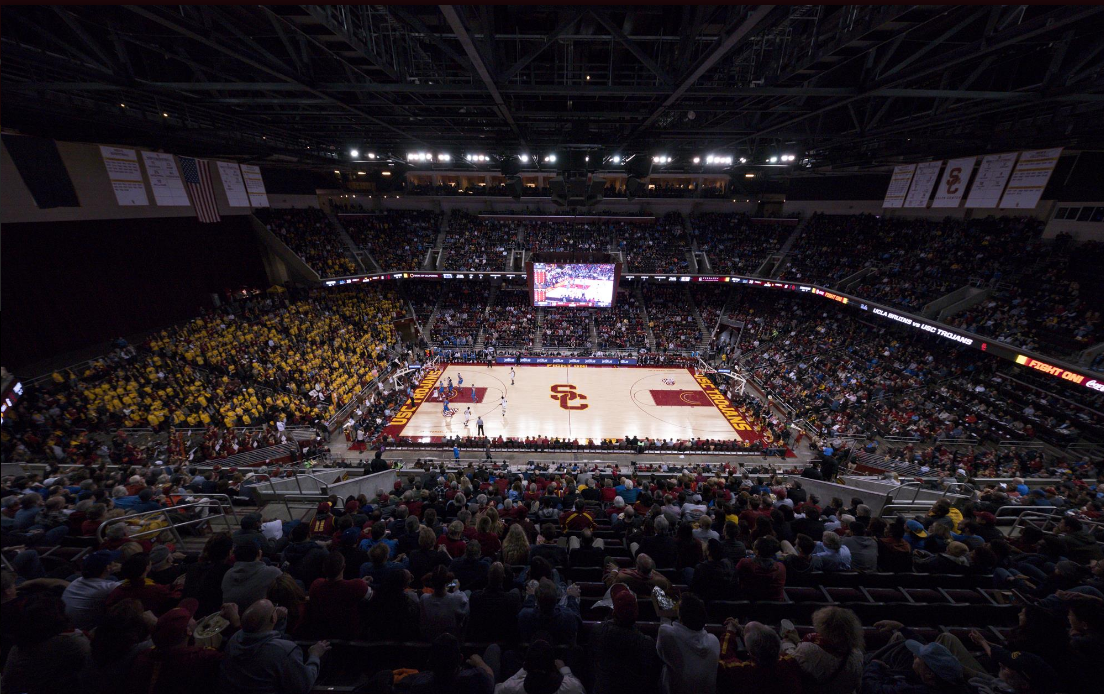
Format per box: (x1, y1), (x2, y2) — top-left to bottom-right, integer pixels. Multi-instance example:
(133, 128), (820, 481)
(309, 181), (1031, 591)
(382, 364), (773, 445)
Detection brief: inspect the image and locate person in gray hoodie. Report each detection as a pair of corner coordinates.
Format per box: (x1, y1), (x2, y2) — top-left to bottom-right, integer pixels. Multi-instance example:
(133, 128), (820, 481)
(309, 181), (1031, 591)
(222, 543), (283, 611)
(841, 522), (879, 572)
(218, 599), (330, 694)
(654, 592), (720, 694)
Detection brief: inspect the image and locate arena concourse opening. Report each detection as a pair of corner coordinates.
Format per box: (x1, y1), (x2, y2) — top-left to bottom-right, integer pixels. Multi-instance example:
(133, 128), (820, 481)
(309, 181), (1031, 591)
(2, 5), (1103, 694)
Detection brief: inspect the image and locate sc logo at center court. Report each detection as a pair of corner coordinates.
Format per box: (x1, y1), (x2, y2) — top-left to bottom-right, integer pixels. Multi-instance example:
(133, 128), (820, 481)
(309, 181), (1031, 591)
(550, 384), (588, 410)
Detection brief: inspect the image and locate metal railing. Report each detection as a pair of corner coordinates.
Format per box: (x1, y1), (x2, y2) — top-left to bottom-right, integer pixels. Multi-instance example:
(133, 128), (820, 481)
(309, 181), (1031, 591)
(96, 494), (237, 546)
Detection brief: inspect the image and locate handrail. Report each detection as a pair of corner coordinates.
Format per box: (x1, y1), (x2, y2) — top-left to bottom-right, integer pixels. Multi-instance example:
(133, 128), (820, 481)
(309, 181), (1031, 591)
(96, 494), (237, 546)
(993, 505), (1066, 520)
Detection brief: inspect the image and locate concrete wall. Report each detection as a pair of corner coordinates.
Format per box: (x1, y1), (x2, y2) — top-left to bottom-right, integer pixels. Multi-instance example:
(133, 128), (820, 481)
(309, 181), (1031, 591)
(1, 138), (255, 224)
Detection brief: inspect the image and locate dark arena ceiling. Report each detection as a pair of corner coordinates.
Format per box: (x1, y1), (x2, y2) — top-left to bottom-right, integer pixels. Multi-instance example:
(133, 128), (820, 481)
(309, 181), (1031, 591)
(3, 5), (1103, 173)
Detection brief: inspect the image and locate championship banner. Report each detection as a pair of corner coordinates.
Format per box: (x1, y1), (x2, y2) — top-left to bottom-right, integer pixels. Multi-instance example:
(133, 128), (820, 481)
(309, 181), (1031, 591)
(240, 164), (270, 207)
(100, 146), (149, 206)
(141, 152), (191, 206)
(903, 161), (942, 208)
(998, 147), (1063, 210)
(882, 164), (916, 208)
(964, 152), (1019, 208)
(931, 157), (975, 208)
(216, 161), (251, 207)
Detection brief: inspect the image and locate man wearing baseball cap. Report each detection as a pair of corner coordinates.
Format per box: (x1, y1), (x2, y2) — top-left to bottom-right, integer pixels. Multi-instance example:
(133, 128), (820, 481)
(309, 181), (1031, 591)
(130, 598), (237, 694)
(587, 583), (660, 694)
(862, 639), (971, 693)
(981, 646), (1058, 694)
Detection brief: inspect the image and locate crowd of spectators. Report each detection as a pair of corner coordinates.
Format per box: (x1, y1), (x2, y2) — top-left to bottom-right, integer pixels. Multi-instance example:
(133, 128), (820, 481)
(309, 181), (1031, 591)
(6, 461), (1101, 694)
(484, 291), (536, 349)
(690, 214), (794, 275)
(527, 222), (613, 254)
(443, 213), (519, 271)
(2, 288), (404, 474)
(593, 293), (649, 350)
(694, 285), (734, 340)
(254, 208), (358, 278)
(643, 285), (703, 352)
(542, 311), (594, 350)
(341, 210), (440, 272)
(947, 235), (1104, 358)
(781, 214), (1046, 313)
(619, 214), (691, 273)
(430, 285), (491, 348)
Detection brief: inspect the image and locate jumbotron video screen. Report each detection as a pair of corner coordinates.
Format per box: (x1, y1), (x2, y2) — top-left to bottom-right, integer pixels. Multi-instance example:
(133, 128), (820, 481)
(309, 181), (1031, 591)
(529, 263), (619, 308)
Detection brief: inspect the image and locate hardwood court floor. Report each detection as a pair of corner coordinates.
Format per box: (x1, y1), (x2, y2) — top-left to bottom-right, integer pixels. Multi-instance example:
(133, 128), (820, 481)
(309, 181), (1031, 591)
(394, 364), (763, 444)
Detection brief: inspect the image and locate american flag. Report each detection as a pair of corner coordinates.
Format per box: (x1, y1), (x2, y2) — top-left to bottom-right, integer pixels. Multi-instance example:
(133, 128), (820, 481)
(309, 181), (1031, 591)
(180, 156), (220, 223)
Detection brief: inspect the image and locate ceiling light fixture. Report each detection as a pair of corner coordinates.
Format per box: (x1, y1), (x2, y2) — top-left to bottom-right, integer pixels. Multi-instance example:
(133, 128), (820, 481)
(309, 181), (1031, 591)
(350, 149), (359, 158)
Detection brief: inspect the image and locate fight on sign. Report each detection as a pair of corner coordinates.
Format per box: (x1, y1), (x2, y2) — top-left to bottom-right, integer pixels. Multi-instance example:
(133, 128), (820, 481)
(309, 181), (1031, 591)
(550, 384), (589, 410)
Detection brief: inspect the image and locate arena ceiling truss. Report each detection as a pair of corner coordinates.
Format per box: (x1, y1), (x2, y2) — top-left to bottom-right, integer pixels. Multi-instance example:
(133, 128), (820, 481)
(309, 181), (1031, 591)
(3, 5), (1103, 172)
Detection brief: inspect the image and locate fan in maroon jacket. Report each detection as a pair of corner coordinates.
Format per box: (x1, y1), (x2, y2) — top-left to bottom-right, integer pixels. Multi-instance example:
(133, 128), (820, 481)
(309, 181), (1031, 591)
(559, 500), (598, 531)
(735, 536), (786, 601)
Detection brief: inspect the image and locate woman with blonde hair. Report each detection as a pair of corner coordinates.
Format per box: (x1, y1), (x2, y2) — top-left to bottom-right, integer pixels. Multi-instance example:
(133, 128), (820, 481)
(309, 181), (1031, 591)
(781, 606), (864, 694)
(502, 523), (530, 565)
(485, 506), (505, 536)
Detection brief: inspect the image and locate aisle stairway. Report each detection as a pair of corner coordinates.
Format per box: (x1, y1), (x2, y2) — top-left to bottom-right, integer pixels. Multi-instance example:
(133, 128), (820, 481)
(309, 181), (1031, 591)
(325, 211), (372, 273)
(635, 285), (657, 349)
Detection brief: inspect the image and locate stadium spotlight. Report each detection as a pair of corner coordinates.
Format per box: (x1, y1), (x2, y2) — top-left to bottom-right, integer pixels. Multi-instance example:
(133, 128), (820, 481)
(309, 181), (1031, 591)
(739, 157), (747, 164)
(367, 153), (376, 159)
(438, 153), (451, 162)
(408, 152), (417, 161)
(519, 154), (529, 163)
(745, 173), (755, 178)
(545, 154), (557, 163)
(769, 156), (778, 163)
(350, 149), (359, 158)
(381, 171), (391, 176)
(120, 103), (126, 108)
(333, 170), (340, 174)
(611, 155), (621, 164)
(694, 157), (702, 164)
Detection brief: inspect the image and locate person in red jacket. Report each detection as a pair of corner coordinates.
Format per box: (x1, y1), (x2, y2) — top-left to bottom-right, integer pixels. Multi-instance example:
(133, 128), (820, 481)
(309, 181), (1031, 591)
(105, 552), (181, 616)
(559, 500), (598, 531)
(128, 598), (232, 694)
(735, 536), (786, 601)
(303, 551), (370, 639)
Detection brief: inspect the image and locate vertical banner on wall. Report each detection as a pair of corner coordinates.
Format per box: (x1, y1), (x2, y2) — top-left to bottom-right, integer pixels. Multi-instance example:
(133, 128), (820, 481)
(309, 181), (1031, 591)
(964, 152), (1019, 208)
(882, 164), (916, 208)
(902, 161), (943, 208)
(998, 147), (1063, 209)
(216, 161), (251, 207)
(140, 152), (191, 206)
(100, 146), (149, 206)
(931, 156), (976, 208)
(239, 164), (270, 207)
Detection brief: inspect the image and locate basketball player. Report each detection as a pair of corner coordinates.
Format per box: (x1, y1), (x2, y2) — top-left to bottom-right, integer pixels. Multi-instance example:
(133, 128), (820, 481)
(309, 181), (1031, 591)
(463, 407), (471, 427)
(457, 373), (463, 388)
(471, 383), (478, 402)
(443, 399), (452, 417)
(500, 395), (507, 416)
(510, 367), (516, 386)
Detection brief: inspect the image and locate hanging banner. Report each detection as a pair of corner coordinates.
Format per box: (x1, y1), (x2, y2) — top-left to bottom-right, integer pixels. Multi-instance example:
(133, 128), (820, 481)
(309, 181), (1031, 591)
(882, 164), (916, 208)
(100, 146), (148, 206)
(239, 164), (270, 207)
(964, 152), (1019, 208)
(140, 152), (191, 206)
(216, 161), (251, 207)
(931, 156), (976, 208)
(998, 147), (1063, 209)
(903, 161), (942, 208)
